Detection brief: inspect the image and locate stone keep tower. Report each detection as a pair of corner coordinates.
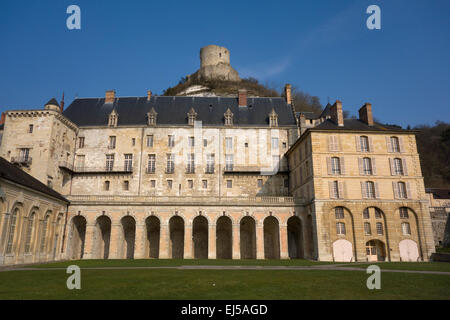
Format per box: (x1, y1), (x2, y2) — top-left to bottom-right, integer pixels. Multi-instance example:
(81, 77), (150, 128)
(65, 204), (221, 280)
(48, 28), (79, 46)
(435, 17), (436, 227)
(197, 45), (240, 82)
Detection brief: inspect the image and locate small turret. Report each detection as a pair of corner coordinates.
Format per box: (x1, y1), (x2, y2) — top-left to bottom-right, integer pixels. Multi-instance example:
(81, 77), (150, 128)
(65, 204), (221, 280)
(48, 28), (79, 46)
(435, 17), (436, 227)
(44, 98), (61, 112)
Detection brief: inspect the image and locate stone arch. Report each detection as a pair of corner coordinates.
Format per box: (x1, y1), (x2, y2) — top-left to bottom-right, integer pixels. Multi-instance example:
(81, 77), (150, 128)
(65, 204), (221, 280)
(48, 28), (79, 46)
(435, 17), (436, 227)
(145, 215), (160, 258)
(287, 216), (303, 259)
(365, 239), (387, 262)
(4, 205), (22, 255)
(215, 212), (234, 225)
(69, 215), (86, 259)
(240, 216), (256, 259)
(264, 216), (280, 259)
(327, 205), (357, 260)
(216, 216), (232, 259)
(193, 215), (208, 259)
(24, 207), (39, 254)
(120, 216), (136, 259)
(169, 216), (184, 259)
(395, 206), (423, 260)
(362, 206), (391, 261)
(39, 211), (53, 256)
(93, 215), (111, 259)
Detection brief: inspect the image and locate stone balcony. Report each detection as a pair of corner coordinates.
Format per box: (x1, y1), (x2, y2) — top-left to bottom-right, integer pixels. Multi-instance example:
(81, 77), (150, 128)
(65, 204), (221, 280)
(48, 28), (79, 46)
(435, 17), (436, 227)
(11, 156), (32, 167)
(58, 160), (133, 174)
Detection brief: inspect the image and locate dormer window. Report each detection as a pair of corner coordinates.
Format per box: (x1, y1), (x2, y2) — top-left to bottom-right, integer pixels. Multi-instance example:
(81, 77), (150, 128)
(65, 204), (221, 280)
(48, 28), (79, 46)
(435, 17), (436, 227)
(269, 108), (278, 127)
(147, 107), (157, 126)
(224, 108), (233, 126)
(187, 107), (197, 126)
(108, 109), (118, 127)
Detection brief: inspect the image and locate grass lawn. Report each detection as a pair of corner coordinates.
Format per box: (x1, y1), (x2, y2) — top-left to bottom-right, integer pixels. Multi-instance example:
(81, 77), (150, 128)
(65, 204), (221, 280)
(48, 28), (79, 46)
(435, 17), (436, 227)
(0, 268), (449, 300)
(351, 262), (450, 272)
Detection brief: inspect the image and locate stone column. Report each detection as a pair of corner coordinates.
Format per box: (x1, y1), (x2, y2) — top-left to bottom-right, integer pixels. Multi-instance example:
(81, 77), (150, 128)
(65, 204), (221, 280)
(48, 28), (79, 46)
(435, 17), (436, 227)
(256, 222), (264, 259)
(279, 223), (289, 259)
(159, 223), (169, 259)
(232, 223), (240, 259)
(134, 224), (146, 259)
(184, 224), (193, 259)
(108, 224), (122, 259)
(208, 223), (216, 259)
(83, 223), (96, 259)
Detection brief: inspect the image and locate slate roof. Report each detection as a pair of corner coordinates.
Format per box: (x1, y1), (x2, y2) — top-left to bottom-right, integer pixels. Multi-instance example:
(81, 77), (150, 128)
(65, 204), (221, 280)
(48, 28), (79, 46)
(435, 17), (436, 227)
(45, 98), (60, 106)
(311, 118), (407, 132)
(0, 157), (68, 203)
(319, 103), (332, 118)
(425, 188), (450, 200)
(62, 96), (296, 127)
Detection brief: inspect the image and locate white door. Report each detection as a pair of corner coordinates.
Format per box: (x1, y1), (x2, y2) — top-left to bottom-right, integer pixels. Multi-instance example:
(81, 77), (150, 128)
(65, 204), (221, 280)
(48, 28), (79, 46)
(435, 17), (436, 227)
(399, 239), (419, 262)
(333, 239), (353, 262)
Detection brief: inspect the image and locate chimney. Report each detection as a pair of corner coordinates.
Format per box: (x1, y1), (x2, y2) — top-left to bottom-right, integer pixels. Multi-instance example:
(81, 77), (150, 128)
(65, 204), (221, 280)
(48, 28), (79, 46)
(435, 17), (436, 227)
(105, 90), (116, 104)
(299, 113), (307, 135)
(359, 102), (374, 126)
(330, 100), (344, 127)
(284, 84), (292, 105)
(238, 89), (247, 107)
(147, 90), (152, 101)
(0, 112), (5, 125)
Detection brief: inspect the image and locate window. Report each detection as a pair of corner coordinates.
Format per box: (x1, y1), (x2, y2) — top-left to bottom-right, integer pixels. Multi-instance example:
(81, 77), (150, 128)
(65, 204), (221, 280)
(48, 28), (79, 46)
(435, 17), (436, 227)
(366, 181), (376, 199)
(106, 154), (114, 171)
(271, 137), (279, 150)
(188, 180), (193, 189)
(391, 136), (400, 152)
(375, 208), (382, 219)
(376, 222), (383, 235)
(202, 180), (208, 189)
(18, 148), (30, 162)
(226, 154), (233, 171)
(123, 180), (129, 191)
(335, 207), (344, 219)
(187, 153), (195, 173)
(364, 222), (371, 235)
(29, 124), (33, 133)
(78, 137), (85, 148)
(394, 158), (404, 175)
(203, 139), (207, 147)
(336, 222), (346, 235)
(167, 180), (173, 189)
(245, 142), (248, 148)
(104, 181), (110, 191)
(188, 136), (195, 147)
(363, 208), (370, 219)
(39, 215), (49, 253)
(146, 135), (154, 147)
(108, 136), (116, 149)
(151, 180), (156, 188)
(363, 157), (373, 175)
(168, 135), (175, 147)
(227, 180), (232, 188)
(5, 209), (18, 254)
(147, 154), (156, 173)
(124, 154), (133, 171)
(402, 222), (411, 235)
(166, 154), (174, 173)
(226, 137), (233, 150)
(257, 179), (263, 188)
(206, 154), (215, 173)
(331, 157), (341, 175)
(398, 182), (407, 199)
(360, 136), (369, 152)
(24, 213), (35, 253)
(400, 207), (409, 219)
(132, 138), (136, 146)
(332, 181), (340, 199)
(282, 142), (287, 149)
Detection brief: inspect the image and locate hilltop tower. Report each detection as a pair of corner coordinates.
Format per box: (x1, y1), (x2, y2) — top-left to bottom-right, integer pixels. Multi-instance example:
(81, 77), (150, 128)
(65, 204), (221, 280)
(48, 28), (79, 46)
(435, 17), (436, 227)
(196, 45), (240, 82)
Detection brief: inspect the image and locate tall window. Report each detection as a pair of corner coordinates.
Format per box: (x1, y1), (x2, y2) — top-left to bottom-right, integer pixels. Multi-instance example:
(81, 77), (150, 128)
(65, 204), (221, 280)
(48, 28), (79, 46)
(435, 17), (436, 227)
(108, 136), (116, 149)
(78, 137), (85, 148)
(104, 181), (110, 191)
(188, 180), (193, 189)
(332, 181), (340, 198)
(335, 207), (344, 219)
(394, 158), (404, 175)
(24, 213), (35, 253)
(391, 136), (400, 152)
(40, 215), (49, 253)
(202, 180), (208, 189)
(167, 180), (173, 189)
(187, 153), (195, 173)
(376, 222), (383, 235)
(271, 137), (279, 150)
(400, 207), (409, 219)
(29, 124), (33, 133)
(331, 157), (341, 175)
(19, 148), (30, 162)
(227, 180), (232, 188)
(146, 135), (154, 147)
(336, 222), (346, 235)
(363, 157), (373, 175)
(123, 180), (129, 191)
(226, 137), (233, 150)
(188, 136), (195, 147)
(364, 222), (371, 235)
(257, 179), (263, 188)
(131, 138), (136, 146)
(166, 154), (174, 173)
(168, 135), (175, 147)
(365, 181), (376, 199)
(402, 222), (411, 235)
(375, 208), (382, 219)
(124, 154), (133, 171)
(360, 136), (369, 152)
(5, 209), (19, 254)
(226, 154), (233, 171)
(398, 182), (407, 199)
(106, 154), (114, 171)
(206, 154), (215, 173)
(147, 154), (156, 173)
(363, 208), (370, 219)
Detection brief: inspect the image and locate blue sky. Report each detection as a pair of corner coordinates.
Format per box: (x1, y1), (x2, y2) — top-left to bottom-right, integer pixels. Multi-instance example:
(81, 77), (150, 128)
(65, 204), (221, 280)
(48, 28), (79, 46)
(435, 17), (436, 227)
(0, 0), (449, 127)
